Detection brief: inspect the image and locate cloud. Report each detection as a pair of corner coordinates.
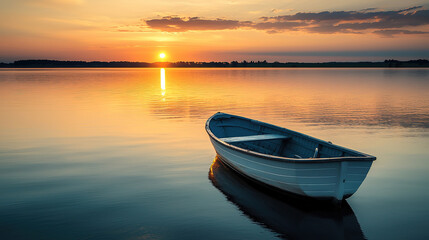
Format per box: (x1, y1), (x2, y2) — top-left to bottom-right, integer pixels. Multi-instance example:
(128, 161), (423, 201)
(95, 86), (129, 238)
(373, 29), (429, 37)
(270, 9), (284, 14)
(141, 6), (429, 36)
(257, 6), (429, 34)
(145, 16), (250, 32)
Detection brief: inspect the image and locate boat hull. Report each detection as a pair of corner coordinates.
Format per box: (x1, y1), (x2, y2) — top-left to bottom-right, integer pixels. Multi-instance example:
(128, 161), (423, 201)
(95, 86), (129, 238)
(209, 136), (373, 201)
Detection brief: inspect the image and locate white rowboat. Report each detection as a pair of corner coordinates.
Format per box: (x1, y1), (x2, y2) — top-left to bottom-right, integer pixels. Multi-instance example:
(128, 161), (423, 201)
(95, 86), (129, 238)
(206, 112), (376, 202)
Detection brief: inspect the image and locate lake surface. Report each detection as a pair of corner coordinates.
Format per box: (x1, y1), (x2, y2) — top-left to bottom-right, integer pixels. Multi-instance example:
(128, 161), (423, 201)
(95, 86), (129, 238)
(0, 68), (428, 240)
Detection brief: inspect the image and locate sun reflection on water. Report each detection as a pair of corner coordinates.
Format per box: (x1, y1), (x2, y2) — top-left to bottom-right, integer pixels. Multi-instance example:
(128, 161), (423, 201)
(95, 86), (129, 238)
(160, 68), (166, 97)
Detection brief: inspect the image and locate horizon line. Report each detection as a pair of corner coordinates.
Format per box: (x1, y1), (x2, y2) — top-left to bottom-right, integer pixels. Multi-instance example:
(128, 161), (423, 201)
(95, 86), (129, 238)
(1, 58), (429, 64)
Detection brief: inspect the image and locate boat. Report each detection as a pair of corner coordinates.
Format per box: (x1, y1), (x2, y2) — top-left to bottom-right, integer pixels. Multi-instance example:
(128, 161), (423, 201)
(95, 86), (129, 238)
(209, 158), (366, 239)
(205, 112), (376, 202)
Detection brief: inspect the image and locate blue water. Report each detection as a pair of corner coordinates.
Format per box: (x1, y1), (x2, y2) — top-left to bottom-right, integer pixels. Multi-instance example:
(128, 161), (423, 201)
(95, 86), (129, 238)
(0, 68), (428, 239)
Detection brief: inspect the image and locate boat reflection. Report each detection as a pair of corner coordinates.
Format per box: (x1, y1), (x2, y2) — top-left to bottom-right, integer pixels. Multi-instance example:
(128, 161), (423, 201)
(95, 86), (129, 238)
(209, 156), (366, 240)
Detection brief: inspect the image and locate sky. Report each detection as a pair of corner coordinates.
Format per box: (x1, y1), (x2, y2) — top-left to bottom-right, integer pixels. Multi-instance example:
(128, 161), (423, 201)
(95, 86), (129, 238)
(1, 0), (429, 62)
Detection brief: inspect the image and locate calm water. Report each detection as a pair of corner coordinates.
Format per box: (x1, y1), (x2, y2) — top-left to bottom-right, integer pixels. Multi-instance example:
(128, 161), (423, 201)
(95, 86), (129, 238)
(0, 68), (428, 240)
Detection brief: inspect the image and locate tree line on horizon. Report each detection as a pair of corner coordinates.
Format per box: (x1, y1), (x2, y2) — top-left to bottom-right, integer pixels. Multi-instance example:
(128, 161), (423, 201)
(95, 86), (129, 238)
(0, 59), (428, 68)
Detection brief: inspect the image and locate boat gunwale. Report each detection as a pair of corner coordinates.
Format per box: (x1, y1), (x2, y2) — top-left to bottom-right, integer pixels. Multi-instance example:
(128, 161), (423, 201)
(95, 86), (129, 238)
(206, 112), (376, 163)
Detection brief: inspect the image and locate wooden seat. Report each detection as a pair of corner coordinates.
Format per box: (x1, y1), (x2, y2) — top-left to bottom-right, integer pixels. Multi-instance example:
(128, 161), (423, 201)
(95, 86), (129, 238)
(219, 134), (290, 143)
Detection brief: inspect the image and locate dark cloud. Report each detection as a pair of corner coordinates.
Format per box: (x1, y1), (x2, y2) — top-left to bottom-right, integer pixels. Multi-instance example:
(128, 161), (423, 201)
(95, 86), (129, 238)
(145, 16), (250, 32)
(360, 8), (378, 12)
(142, 6), (429, 36)
(258, 6), (429, 34)
(253, 21), (307, 32)
(373, 29), (429, 37)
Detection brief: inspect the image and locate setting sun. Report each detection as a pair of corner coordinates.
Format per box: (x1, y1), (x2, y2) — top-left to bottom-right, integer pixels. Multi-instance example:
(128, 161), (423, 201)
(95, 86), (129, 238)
(159, 53), (166, 59)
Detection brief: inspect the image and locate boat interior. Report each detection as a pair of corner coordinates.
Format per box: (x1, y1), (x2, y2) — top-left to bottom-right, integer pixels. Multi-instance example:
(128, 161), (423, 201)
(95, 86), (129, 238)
(209, 114), (363, 159)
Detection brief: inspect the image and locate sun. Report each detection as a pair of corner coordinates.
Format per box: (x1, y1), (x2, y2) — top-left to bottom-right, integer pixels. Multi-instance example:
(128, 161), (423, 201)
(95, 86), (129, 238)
(159, 53), (166, 59)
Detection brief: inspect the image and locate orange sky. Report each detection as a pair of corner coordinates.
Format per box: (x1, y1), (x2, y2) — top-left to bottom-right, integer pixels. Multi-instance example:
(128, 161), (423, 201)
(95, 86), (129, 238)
(1, 0), (429, 62)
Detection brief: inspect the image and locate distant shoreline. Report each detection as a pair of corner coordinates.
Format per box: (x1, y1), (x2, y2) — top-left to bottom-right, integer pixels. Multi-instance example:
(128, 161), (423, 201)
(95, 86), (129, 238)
(1, 59), (428, 68)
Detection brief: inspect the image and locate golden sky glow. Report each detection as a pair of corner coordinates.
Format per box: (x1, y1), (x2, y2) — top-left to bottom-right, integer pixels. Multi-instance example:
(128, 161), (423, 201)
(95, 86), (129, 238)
(0, 1), (428, 62)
